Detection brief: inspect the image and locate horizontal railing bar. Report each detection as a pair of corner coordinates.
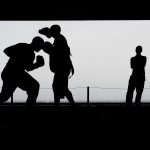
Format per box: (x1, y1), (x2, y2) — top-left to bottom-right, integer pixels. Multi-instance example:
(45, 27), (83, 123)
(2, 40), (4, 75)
(1, 87), (150, 89)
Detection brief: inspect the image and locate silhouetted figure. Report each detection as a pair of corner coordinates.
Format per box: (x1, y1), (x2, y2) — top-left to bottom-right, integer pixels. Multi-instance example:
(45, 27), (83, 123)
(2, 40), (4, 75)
(39, 25), (75, 106)
(126, 46), (147, 105)
(0, 36), (45, 105)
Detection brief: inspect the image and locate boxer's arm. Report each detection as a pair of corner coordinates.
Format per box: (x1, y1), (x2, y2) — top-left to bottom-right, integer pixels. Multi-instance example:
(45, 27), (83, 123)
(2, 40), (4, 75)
(26, 55), (45, 71)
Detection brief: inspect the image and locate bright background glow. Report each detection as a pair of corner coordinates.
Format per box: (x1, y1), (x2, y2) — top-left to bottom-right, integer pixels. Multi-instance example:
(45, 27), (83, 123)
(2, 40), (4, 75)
(0, 21), (150, 103)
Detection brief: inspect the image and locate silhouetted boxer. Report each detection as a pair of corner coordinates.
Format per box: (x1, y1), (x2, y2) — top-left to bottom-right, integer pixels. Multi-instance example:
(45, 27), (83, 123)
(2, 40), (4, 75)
(0, 36), (45, 104)
(39, 25), (75, 106)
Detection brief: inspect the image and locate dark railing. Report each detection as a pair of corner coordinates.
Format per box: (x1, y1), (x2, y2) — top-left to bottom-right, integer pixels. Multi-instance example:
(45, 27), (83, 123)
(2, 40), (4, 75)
(1, 86), (150, 104)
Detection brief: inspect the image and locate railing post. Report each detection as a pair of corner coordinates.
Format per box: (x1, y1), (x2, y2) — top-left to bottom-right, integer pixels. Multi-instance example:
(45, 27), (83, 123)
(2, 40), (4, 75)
(87, 86), (90, 104)
(11, 94), (13, 104)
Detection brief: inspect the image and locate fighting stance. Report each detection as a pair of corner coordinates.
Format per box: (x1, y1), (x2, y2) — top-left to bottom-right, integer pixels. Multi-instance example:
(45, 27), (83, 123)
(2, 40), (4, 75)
(0, 36), (45, 104)
(39, 25), (75, 106)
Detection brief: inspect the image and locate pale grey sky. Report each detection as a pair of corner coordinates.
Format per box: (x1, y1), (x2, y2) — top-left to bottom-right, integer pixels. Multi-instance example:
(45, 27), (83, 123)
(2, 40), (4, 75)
(0, 21), (150, 102)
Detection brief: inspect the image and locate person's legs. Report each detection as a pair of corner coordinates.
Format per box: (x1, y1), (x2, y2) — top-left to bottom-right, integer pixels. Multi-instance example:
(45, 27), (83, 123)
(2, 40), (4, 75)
(52, 74), (61, 106)
(65, 89), (75, 105)
(64, 78), (75, 105)
(18, 72), (40, 105)
(53, 92), (60, 106)
(53, 73), (75, 106)
(126, 76), (136, 105)
(0, 80), (17, 103)
(135, 79), (145, 105)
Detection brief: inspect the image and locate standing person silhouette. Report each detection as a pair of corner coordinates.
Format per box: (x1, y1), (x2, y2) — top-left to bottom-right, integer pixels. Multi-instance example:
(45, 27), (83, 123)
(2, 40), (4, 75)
(39, 25), (75, 106)
(126, 46), (147, 105)
(0, 36), (45, 105)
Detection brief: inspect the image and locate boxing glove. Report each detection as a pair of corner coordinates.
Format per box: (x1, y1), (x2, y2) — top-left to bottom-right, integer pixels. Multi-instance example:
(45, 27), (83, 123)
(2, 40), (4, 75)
(36, 55), (45, 67)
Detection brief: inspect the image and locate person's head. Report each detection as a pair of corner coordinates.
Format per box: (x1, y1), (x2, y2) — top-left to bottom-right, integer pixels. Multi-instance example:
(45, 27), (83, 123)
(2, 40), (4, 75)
(31, 36), (44, 52)
(49, 24), (61, 38)
(39, 24), (61, 38)
(39, 27), (51, 38)
(135, 45), (142, 55)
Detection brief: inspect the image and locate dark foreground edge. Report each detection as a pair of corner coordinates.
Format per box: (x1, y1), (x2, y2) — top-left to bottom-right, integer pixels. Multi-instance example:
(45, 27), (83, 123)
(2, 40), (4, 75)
(1, 102), (150, 131)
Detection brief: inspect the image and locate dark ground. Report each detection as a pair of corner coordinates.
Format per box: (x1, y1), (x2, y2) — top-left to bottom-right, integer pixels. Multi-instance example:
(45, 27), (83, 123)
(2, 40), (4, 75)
(1, 103), (149, 150)
(1, 103), (150, 131)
